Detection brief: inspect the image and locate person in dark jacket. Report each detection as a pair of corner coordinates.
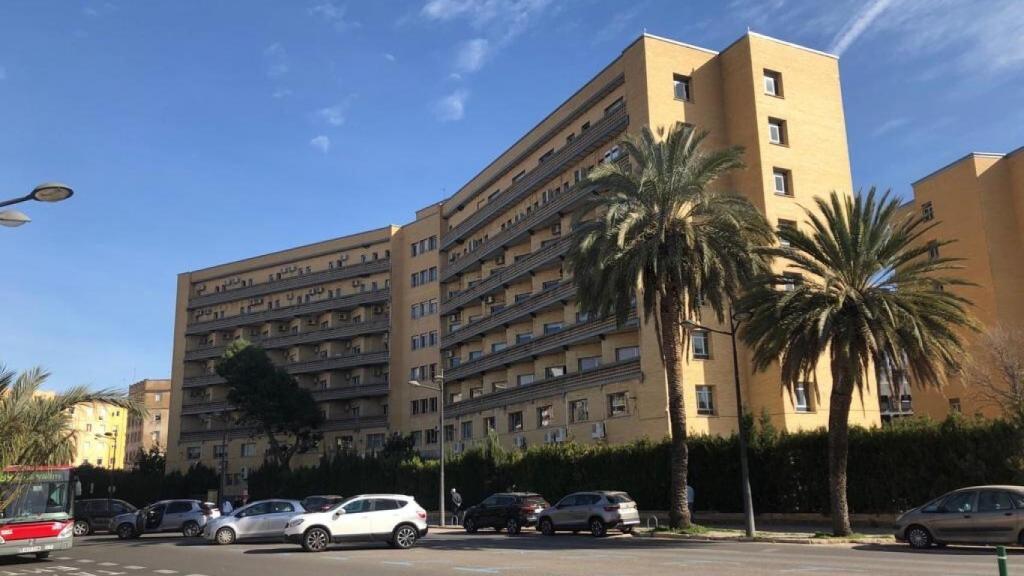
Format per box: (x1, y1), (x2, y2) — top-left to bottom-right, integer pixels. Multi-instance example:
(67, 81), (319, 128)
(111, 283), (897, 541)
(450, 488), (463, 525)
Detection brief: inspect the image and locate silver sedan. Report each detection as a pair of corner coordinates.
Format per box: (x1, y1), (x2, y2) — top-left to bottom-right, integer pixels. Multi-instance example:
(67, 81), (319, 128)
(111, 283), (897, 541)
(203, 499), (306, 545)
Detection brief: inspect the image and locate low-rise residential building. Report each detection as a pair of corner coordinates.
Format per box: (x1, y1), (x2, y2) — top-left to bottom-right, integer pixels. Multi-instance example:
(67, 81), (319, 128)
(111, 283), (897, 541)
(124, 378), (171, 466)
(70, 401), (128, 469)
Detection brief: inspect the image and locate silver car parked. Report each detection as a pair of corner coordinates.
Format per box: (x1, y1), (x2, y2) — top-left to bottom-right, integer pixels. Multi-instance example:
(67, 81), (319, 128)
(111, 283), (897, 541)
(538, 491), (640, 537)
(203, 499), (306, 545)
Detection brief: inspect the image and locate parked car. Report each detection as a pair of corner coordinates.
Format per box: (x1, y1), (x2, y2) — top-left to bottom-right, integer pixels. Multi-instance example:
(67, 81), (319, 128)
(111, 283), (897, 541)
(462, 492), (549, 535)
(111, 499), (220, 539)
(73, 498), (137, 536)
(203, 499), (305, 545)
(283, 494), (427, 552)
(538, 491), (640, 537)
(300, 495), (345, 513)
(894, 485), (1024, 548)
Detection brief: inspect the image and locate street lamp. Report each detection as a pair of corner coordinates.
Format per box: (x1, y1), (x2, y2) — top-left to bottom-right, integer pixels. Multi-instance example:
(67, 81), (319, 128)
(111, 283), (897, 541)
(0, 210), (30, 227)
(683, 309), (755, 537)
(94, 432), (117, 501)
(408, 373), (446, 527)
(0, 182), (74, 228)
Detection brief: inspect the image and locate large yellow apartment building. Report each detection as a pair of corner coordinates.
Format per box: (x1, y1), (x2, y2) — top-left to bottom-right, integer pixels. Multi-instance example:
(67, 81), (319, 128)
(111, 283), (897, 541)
(899, 148), (1024, 419)
(166, 32), (881, 488)
(70, 401), (128, 469)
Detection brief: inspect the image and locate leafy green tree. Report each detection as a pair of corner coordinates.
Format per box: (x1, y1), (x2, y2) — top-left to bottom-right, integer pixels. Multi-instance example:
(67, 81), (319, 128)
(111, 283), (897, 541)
(215, 340), (324, 468)
(131, 446), (166, 475)
(738, 188), (975, 535)
(567, 123), (772, 528)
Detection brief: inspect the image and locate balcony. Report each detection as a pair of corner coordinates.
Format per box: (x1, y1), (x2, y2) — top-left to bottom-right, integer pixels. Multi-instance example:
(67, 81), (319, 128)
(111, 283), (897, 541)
(442, 281), (575, 349)
(440, 236), (572, 315)
(441, 104), (629, 250)
(178, 415), (388, 443)
(441, 183), (594, 282)
(182, 350), (390, 388)
(185, 289), (389, 335)
(444, 358), (641, 419)
(179, 382), (389, 416)
(184, 319), (389, 361)
(444, 314), (637, 382)
(188, 259), (390, 309)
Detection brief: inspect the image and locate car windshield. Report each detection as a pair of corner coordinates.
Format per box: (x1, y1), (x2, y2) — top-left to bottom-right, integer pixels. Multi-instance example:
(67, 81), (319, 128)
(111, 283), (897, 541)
(0, 479), (73, 525)
(324, 497), (357, 512)
(607, 493), (634, 504)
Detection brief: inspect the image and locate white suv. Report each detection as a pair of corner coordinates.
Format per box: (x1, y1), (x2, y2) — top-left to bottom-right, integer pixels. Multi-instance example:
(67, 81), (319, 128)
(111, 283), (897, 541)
(283, 494), (428, 551)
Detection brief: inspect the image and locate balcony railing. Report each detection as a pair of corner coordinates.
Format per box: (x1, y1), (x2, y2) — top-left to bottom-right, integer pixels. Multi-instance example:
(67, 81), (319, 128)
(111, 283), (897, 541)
(184, 319), (390, 361)
(182, 350), (390, 388)
(442, 282), (576, 349)
(444, 358), (641, 419)
(179, 382), (389, 416)
(441, 183), (594, 282)
(444, 314), (637, 381)
(185, 289), (389, 335)
(441, 104), (628, 250)
(440, 236), (572, 315)
(188, 259), (391, 309)
(178, 415), (388, 443)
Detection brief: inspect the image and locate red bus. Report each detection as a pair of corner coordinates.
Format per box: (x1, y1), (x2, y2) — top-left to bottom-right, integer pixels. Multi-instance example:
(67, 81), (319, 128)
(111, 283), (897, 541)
(0, 466), (78, 559)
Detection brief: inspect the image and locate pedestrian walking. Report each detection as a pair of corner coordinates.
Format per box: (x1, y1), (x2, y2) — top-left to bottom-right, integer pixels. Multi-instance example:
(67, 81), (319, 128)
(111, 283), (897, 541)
(450, 488), (463, 526)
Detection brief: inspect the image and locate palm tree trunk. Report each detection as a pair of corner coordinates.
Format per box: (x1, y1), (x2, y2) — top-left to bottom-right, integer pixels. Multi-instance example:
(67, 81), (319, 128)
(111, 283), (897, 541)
(659, 293), (692, 529)
(827, 374), (854, 536)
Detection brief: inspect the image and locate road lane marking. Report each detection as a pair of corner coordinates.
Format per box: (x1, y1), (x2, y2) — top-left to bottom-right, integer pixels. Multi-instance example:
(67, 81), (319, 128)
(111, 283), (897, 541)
(98, 563), (118, 567)
(153, 571), (178, 574)
(76, 560), (95, 564)
(122, 567), (145, 570)
(381, 561), (414, 567)
(453, 569), (500, 574)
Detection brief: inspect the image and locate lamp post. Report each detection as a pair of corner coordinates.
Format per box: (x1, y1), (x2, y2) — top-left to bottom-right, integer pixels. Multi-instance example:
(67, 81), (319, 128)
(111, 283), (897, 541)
(0, 182), (74, 229)
(94, 432), (116, 502)
(408, 372), (445, 527)
(683, 309), (755, 537)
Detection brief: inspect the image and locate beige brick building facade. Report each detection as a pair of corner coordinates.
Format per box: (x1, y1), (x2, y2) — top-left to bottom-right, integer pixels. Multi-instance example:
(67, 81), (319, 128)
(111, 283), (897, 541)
(166, 32), (881, 491)
(124, 378), (171, 466)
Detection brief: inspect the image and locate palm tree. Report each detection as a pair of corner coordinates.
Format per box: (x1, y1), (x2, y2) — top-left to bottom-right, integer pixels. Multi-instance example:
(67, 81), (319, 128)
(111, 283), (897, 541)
(568, 123), (773, 529)
(738, 188), (975, 535)
(0, 364), (138, 509)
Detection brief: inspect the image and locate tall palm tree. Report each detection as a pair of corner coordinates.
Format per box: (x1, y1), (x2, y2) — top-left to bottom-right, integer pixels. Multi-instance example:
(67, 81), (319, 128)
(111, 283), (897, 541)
(568, 123), (773, 529)
(0, 364), (138, 509)
(738, 188), (975, 535)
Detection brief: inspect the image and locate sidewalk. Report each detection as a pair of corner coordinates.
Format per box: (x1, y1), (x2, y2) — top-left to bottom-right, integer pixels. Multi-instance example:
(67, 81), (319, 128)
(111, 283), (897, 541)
(637, 524), (894, 545)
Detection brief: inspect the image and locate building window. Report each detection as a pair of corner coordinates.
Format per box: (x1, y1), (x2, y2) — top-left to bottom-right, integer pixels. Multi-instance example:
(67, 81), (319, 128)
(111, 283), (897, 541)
(367, 433), (385, 453)
(768, 118), (787, 145)
(781, 272), (802, 292)
(484, 416), (496, 432)
(461, 421), (473, 440)
(777, 219), (796, 247)
(949, 398), (962, 414)
(443, 425), (455, 443)
(544, 365), (566, 378)
(425, 429), (438, 444)
(763, 69), (783, 96)
(928, 242), (940, 261)
(615, 346), (640, 362)
(773, 168), (792, 196)
(410, 430), (422, 446)
(537, 406), (552, 428)
(186, 447), (201, 460)
(543, 322), (563, 335)
(696, 385), (716, 415)
(468, 350), (482, 361)
(214, 444), (227, 458)
(153, 393), (162, 402)
(570, 399), (589, 423)
(922, 201), (934, 222)
(673, 74), (691, 101)
(607, 392), (628, 417)
(517, 373), (535, 386)
(508, 411), (524, 432)
(449, 392), (463, 404)
(515, 332), (533, 344)
(579, 356), (601, 371)
(692, 331), (710, 359)
(794, 382), (813, 412)
(241, 443), (257, 457)
(470, 386), (483, 398)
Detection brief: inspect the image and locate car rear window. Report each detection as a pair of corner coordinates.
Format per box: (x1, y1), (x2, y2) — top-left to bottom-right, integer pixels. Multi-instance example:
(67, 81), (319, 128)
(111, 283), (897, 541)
(523, 496), (549, 507)
(607, 493), (634, 504)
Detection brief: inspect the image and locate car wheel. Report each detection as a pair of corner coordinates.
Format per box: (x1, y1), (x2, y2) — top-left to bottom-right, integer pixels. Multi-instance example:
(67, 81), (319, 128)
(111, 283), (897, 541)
(182, 521), (201, 538)
(73, 519), (91, 537)
(463, 517), (478, 534)
(215, 527), (236, 545)
(116, 523), (136, 540)
(506, 518), (521, 535)
(539, 518), (555, 536)
(906, 525), (933, 549)
(391, 524), (418, 549)
(302, 527), (330, 552)
(35, 552), (50, 560)
(589, 518), (607, 538)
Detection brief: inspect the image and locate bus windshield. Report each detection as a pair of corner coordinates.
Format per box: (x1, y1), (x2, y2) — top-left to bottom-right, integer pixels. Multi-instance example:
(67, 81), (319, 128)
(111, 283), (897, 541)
(0, 471), (73, 525)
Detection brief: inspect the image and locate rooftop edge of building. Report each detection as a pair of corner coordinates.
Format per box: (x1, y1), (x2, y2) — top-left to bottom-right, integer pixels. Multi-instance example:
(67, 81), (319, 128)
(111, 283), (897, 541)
(911, 149), (1023, 187)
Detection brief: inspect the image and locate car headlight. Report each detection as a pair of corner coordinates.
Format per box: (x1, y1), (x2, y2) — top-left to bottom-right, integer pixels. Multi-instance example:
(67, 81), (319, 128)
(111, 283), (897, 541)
(287, 518), (305, 528)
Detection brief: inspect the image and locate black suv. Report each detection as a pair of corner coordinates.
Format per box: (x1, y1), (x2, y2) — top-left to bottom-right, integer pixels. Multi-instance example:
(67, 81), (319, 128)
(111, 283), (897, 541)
(73, 498), (136, 536)
(462, 492), (549, 535)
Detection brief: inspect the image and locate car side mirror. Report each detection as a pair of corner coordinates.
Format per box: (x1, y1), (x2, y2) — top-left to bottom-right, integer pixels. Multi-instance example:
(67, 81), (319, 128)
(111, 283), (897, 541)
(333, 509), (346, 519)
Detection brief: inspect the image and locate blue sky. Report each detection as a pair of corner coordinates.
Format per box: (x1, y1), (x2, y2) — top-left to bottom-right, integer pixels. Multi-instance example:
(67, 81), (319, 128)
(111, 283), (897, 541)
(1, 0), (1022, 392)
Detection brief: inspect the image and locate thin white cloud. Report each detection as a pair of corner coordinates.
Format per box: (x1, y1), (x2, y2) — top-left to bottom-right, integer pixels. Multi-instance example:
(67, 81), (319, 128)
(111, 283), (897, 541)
(83, 6), (99, 16)
(829, 0), (896, 55)
(264, 43), (289, 78)
(872, 116), (910, 137)
(316, 96), (356, 127)
(383, 53), (396, 62)
(310, 135), (331, 153)
(310, 2), (360, 31)
(455, 38), (489, 72)
(272, 88), (292, 99)
(433, 89), (469, 121)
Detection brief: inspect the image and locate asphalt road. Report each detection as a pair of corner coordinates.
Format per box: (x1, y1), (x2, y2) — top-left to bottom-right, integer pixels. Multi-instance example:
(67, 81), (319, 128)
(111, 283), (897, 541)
(0, 529), (1013, 576)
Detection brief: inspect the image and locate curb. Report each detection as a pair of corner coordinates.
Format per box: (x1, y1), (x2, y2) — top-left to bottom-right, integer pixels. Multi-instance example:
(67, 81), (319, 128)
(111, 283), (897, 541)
(638, 531), (894, 546)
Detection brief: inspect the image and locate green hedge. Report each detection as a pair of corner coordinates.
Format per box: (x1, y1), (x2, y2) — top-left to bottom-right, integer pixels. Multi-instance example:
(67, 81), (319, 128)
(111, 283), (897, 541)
(76, 463), (218, 508)
(246, 416), (1023, 514)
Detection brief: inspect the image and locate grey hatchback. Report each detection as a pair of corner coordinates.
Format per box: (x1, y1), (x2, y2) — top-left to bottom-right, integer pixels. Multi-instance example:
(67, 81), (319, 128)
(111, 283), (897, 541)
(894, 485), (1024, 548)
(538, 491), (640, 537)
